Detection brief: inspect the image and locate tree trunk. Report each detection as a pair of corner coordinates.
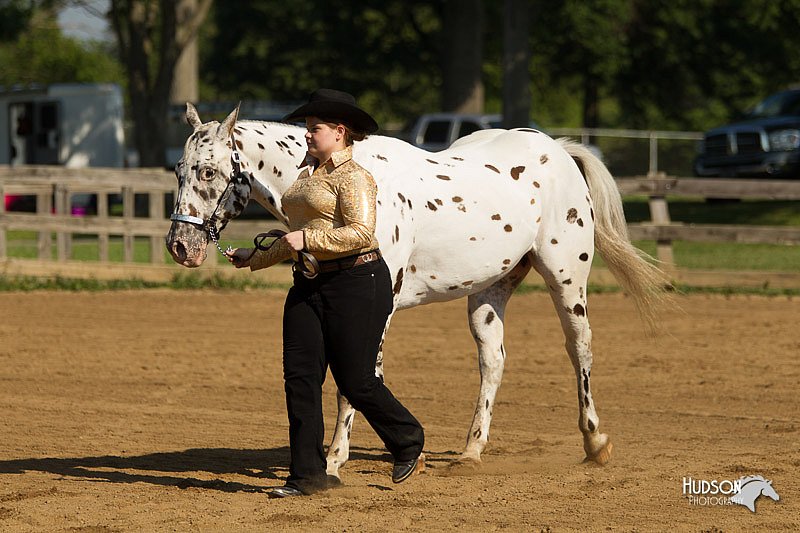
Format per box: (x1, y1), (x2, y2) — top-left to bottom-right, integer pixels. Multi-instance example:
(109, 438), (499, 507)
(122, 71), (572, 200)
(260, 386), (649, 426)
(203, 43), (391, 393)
(110, 0), (211, 168)
(502, 0), (530, 129)
(170, 0), (199, 105)
(441, 0), (484, 113)
(583, 75), (599, 129)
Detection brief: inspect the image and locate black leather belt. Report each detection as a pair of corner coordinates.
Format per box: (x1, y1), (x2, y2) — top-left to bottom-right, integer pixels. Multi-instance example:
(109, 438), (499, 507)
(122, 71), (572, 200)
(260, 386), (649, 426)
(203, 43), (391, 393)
(316, 250), (382, 274)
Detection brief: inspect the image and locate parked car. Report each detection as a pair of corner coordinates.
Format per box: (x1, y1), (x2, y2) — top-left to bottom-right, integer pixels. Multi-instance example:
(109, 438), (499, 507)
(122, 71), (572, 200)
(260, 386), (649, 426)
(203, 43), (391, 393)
(403, 113), (504, 152)
(402, 112), (603, 160)
(694, 88), (800, 178)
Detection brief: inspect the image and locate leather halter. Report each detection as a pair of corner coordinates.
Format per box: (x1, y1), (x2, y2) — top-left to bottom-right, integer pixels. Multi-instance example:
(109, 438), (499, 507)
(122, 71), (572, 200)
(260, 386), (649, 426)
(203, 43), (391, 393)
(170, 136), (246, 238)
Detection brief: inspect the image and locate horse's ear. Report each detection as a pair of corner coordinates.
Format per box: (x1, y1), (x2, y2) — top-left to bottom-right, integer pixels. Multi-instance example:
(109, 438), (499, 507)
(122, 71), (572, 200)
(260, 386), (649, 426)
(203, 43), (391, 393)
(219, 103), (241, 139)
(186, 102), (203, 130)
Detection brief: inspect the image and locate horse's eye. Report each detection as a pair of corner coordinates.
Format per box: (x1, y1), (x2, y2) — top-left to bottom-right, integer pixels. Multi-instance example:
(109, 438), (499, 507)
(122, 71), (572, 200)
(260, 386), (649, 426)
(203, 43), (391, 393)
(199, 167), (216, 181)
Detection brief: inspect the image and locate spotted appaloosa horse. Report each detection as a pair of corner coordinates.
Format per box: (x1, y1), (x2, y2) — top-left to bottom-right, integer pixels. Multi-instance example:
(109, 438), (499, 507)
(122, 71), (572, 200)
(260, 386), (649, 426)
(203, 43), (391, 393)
(166, 104), (669, 477)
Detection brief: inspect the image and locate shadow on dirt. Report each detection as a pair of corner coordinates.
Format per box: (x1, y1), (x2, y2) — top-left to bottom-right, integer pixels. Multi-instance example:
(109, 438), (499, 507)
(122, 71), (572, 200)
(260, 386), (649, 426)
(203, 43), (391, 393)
(0, 446), (396, 493)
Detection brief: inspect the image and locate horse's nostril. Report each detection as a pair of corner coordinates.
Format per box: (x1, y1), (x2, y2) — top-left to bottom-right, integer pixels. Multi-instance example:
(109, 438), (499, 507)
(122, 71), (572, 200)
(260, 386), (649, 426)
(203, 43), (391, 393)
(171, 241), (187, 263)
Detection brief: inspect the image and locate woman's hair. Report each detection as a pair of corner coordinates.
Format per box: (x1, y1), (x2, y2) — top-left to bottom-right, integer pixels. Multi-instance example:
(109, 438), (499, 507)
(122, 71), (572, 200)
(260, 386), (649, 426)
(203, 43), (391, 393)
(343, 125), (367, 145)
(320, 117), (367, 145)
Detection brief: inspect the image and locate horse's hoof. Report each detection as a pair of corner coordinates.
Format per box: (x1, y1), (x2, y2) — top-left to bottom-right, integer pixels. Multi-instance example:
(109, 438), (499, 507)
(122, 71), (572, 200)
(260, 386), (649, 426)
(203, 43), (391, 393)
(584, 440), (613, 466)
(447, 456), (482, 474)
(325, 461), (342, 477)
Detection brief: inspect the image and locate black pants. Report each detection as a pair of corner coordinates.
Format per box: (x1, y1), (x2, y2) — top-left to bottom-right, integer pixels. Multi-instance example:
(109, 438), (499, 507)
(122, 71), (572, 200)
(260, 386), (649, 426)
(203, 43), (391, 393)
(281, 257), (424, 494)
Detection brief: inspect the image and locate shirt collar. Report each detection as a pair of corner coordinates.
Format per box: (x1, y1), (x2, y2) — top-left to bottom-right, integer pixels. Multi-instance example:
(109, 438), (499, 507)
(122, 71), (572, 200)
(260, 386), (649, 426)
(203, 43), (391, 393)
(329, 145), (353, 168)
(301, 145), (353, 172)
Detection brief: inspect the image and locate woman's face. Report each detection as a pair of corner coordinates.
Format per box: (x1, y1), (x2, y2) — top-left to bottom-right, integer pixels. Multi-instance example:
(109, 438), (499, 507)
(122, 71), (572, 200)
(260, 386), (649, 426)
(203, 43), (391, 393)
(305, 117), (345, 161)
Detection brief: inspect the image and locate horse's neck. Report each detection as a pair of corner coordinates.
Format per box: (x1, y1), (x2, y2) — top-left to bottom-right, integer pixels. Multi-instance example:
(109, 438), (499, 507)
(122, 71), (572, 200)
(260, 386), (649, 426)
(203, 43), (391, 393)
(740, 480), (762, 494)
(237, 121), (306, 223)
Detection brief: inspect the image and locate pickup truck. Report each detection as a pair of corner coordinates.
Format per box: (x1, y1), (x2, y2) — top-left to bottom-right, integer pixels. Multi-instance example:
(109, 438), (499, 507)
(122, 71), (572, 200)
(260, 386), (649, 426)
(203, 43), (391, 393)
(693, 88), (800, 178)
(402, 113), (602, 160)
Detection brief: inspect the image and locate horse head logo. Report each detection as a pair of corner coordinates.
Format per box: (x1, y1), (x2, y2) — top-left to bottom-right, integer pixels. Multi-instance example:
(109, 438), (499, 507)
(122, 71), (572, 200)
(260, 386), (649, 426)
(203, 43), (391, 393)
(731, 475), (780, 513)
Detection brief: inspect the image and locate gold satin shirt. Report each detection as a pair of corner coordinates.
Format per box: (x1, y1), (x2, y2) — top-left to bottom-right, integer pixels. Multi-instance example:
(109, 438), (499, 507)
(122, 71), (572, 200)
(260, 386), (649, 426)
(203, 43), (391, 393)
(250, 145), (380, 271)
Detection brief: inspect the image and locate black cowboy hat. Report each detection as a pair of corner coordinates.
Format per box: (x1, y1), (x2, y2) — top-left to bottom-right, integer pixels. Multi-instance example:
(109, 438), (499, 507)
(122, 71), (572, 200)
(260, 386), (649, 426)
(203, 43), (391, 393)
(282, 88), (379, 134)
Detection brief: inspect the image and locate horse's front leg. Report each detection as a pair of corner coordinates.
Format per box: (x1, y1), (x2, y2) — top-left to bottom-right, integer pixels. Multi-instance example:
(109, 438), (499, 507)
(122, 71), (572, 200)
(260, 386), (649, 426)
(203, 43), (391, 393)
(456, 257), (530, 468)
(325, 314), (391, 478)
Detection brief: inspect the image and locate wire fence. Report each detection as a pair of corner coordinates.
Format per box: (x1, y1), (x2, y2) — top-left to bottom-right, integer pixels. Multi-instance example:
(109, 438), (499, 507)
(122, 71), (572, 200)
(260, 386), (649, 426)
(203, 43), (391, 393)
(549, 127), (704, 178)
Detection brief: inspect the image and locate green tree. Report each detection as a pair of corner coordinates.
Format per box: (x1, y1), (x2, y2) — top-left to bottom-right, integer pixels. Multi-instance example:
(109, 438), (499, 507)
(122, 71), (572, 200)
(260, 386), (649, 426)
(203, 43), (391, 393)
(0, 3), (122, 88)
(528, 0), (631, 129)
(203, 1), (444, 128)
(617, 0), (800, 129)
(0, 0), (36, 42)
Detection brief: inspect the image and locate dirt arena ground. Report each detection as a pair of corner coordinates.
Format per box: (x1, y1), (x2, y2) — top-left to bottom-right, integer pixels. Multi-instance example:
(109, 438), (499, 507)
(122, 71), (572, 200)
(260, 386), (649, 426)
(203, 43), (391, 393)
(0, 288), (797, 531)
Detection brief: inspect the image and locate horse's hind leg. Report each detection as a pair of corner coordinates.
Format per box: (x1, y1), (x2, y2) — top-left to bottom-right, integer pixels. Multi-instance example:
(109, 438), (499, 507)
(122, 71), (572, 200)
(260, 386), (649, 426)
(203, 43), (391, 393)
(532, 249), (612, 465)
(325, 391), (355, 477)
(325, 311), (393, 478)
(456, 255), (532, 467)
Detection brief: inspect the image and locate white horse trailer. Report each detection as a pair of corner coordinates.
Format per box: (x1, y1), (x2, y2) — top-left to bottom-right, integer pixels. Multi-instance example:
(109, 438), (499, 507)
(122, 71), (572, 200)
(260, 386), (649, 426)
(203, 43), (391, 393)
(0, 83), (125, 168)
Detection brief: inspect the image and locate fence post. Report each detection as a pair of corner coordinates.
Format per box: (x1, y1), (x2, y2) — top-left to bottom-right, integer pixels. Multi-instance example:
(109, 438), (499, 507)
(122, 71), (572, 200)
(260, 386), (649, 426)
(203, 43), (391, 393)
(97, 192), (109, 261)
(54, 184), (69, 261)
(149, 191), (164, 264)
(122, 186), (134, 263)
(36, 190), (52, 259)
(648, 131), (658, 175)
(646, 172), (674, 268)
(0, 182), (6, 260)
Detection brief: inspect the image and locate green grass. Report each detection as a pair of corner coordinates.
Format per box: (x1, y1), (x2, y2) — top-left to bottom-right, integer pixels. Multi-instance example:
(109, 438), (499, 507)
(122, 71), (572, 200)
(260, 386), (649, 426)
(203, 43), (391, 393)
(616, 197), (800, 272)
(628, 241), (800, 271)
(5, 231), (255, 263)
(622, 197), (800, 226)
(2, 273), (796, 295)
(4, 232), (798, 271)
(0, 273), (290, 292)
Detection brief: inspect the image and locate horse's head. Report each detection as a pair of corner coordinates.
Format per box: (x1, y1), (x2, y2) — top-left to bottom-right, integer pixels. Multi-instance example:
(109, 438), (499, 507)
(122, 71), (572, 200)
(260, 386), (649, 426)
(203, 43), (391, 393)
(761, 479), (780, 502)
(166, 103), (253, 267)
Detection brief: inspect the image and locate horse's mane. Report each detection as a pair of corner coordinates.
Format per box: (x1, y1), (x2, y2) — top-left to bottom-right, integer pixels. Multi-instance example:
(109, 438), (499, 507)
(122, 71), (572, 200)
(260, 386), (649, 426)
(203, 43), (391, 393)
(739, 475), (768, 486)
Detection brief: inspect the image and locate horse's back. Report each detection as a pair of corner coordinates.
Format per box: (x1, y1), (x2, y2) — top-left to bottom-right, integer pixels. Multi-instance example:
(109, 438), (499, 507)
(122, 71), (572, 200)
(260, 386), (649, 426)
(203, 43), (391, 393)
(353, 130), (591, 307)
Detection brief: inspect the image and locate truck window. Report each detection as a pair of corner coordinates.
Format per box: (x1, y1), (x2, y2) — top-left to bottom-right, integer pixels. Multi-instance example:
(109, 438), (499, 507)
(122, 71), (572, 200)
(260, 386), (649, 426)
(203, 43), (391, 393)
(422, 120), (449, 144)
(457, 120), (481, 138)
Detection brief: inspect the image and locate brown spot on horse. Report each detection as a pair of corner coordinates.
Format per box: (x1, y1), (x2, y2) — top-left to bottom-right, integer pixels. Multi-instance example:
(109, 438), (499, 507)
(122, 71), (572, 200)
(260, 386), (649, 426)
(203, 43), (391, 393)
(567, 208), (578, 223)
(393, 268), (404, 294)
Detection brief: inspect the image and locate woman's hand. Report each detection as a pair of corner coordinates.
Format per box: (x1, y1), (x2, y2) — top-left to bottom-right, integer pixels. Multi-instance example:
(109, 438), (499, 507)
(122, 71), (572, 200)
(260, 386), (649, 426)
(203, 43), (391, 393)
(284, 230), (305, 251)
(224, 247), (254, 268)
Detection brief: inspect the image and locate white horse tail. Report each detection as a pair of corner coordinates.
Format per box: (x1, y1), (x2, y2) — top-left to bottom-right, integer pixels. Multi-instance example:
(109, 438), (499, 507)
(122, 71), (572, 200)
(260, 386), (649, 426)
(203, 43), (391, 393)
(557, 138), (672, 334)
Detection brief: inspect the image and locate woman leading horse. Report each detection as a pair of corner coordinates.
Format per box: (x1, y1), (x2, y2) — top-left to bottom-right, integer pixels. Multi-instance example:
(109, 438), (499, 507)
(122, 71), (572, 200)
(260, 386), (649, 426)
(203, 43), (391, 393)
(225, 89), (425, 497)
